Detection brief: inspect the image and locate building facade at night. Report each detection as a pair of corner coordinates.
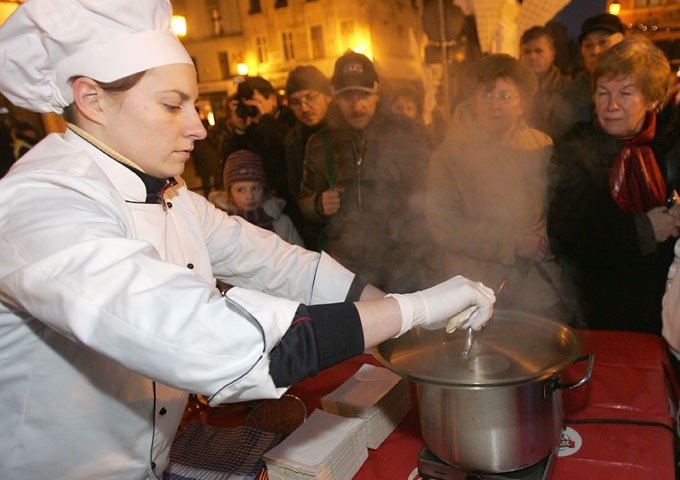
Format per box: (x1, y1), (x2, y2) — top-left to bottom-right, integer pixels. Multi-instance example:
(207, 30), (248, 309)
(608, 0), (680, 70)
(171, 0), (426, 105)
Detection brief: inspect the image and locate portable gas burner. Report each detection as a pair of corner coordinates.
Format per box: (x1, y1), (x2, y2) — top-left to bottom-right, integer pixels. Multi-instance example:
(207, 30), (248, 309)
(417, 445), (556, 480)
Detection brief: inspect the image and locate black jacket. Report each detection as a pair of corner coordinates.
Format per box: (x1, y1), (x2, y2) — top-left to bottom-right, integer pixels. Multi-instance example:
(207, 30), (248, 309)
(547, 105), (680, 334)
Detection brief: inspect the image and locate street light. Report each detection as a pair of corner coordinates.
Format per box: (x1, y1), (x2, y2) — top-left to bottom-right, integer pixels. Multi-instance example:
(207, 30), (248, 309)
(171, 15), (187, 37)
(236, 63), (249, 76)
(609, 1), (621, 16)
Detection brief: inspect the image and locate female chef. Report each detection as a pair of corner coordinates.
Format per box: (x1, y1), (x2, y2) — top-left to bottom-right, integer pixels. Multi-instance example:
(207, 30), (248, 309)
(0, 1), (495, 479)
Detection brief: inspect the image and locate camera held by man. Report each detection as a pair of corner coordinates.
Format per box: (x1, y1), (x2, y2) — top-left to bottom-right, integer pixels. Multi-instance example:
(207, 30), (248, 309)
(234, 76), (280, 121)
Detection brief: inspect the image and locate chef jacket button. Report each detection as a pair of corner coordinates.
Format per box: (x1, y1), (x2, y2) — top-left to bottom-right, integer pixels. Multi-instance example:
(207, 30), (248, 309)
(187, 263), (194, 269)
(159, 407), (167, 415)
(151, 461), (157, 469)
(166, 202), (173, 208)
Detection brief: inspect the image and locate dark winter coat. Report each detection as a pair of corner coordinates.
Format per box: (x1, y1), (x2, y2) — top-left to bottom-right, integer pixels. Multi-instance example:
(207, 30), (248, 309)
(547, 105), (680, 334)
(299, 103), (432, 291)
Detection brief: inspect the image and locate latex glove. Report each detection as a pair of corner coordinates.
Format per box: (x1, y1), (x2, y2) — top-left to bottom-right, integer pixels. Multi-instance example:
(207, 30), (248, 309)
(388, 275), (496, 337)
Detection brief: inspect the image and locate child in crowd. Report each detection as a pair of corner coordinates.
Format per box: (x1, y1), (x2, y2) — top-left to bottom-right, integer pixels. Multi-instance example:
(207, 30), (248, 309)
(210, 149), (304, 246)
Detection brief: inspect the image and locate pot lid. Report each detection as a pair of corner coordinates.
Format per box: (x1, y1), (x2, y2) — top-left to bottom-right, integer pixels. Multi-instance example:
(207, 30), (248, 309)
(372, 310), (583, 386)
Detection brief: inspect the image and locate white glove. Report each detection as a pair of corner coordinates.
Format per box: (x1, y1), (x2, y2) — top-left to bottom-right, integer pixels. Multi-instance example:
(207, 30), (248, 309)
(388, 275), (496, 337)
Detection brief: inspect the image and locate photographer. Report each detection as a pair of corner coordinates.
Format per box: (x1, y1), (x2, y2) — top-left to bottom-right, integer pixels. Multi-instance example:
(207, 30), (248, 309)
(223, 76), (300, 229)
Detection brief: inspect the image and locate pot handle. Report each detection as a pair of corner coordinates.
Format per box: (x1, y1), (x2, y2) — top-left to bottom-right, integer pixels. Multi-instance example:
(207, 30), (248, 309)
(555, 353), (594, 390)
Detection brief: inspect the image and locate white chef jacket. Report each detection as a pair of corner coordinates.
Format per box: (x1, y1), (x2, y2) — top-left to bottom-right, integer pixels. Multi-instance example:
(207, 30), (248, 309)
(0, 128), (356, 479)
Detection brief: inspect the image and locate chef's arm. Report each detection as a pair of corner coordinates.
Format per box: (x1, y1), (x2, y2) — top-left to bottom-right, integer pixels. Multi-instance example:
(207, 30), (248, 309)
(269, 276), (495, 387)
(358, 283), (386, 300)
(269, 300), (400, 387)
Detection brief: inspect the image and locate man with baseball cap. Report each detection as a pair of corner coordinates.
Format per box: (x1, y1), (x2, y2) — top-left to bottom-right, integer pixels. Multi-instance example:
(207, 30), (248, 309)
(551, 12), (625, 137)
(299, 51), (434, 291)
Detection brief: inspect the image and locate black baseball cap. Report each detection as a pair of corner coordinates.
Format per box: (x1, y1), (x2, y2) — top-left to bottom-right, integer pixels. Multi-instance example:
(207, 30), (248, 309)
(331, 51), (379, 95)
(579, 13), (624, 42)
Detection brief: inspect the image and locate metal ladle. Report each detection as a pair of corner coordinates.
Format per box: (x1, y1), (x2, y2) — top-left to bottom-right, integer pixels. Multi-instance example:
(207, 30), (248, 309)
(461, 279), (507, 360)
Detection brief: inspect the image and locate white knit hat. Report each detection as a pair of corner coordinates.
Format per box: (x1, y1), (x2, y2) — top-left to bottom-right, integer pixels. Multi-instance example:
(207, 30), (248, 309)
(0, 0), (193, 114)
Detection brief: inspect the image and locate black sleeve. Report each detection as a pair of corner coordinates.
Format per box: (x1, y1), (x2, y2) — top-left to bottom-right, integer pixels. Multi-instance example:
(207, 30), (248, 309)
(269, 303), (365, 387)
(345, 276), (367, 302)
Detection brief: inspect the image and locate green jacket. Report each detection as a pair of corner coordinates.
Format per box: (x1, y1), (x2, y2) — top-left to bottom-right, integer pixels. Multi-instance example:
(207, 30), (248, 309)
(299, 103), (431, 290)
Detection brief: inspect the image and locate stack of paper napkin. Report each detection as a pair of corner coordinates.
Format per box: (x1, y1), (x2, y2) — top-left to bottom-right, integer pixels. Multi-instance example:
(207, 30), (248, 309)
(321, 364), (411, 449)
(263, 409), (367, 480)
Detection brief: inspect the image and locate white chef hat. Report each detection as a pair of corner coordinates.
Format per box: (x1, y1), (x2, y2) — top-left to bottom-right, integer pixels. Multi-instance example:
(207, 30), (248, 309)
(0, 0), (193, 114)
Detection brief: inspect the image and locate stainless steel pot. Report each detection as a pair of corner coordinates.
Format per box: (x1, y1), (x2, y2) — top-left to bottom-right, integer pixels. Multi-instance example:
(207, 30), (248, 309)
(373, 310), (593, 473)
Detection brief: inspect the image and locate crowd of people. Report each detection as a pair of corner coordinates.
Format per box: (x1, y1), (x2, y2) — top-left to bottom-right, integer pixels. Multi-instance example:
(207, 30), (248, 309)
(207, 12), (680, 340)
(1, 0), (680, 477)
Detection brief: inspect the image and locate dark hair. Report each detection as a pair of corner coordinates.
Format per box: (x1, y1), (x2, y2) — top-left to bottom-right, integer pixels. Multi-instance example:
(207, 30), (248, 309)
(592, 35), (670, 113)
(520, 26), (555, 49)
(463, 53), (538, 101)
(62, 71), (146, 122)
(391, 86), (423, 116)
(237, 76), (276, 99)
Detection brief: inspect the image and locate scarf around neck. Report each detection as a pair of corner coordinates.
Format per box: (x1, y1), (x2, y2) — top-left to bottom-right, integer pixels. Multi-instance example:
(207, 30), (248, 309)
(608, 113), (666, 214)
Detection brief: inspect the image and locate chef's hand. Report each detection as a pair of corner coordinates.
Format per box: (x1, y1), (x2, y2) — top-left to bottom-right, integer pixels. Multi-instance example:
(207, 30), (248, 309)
(320, 187), (344, 216)
(388, 275), (496, 337)
(647, 206), (680, 242)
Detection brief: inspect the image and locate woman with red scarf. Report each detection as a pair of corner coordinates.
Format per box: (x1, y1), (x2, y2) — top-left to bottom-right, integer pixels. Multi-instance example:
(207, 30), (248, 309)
(548, 35), (680, 334)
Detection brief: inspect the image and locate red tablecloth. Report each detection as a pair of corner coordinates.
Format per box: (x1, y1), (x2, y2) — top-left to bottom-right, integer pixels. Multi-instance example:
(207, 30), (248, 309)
(182, 330), (679, 479)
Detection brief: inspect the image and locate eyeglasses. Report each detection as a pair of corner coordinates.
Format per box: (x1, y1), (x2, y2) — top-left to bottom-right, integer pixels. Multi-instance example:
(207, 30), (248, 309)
(289, 91), (322, 108)
(478, 91), (521, 104)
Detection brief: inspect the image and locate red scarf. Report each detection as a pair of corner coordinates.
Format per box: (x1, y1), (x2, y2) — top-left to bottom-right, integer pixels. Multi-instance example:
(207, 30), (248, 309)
(609, 113), (665, 214)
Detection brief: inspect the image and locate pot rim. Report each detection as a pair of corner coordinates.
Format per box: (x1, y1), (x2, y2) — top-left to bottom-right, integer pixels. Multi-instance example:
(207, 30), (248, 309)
(372, 310), (583, 386)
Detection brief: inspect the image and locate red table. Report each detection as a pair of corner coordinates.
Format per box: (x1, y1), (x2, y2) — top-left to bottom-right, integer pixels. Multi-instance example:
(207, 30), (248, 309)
(182, 330), (679, 479)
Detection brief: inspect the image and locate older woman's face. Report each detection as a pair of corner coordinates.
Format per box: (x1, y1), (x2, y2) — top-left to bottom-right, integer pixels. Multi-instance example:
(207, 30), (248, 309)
(474, 77), (523, 138)
(595, 75), (657, 138)
(99, 63), (207, 178)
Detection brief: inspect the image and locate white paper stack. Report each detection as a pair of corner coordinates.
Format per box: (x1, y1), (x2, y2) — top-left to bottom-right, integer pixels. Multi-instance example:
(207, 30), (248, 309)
(263, 409), (367, 480)
(320, 364), (411, 449)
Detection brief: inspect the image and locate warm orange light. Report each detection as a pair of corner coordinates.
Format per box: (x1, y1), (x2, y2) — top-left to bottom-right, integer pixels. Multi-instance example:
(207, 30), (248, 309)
(0, 3), (20, 26)
(609, 1), (621, 16)
(236, 63), (249, 76)
(351, 42), (373, 61)
(171, 15), (187, 37)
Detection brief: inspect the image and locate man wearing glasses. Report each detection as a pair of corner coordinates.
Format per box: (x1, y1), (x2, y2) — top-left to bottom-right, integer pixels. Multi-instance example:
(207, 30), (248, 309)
(284, 66), (333, 250)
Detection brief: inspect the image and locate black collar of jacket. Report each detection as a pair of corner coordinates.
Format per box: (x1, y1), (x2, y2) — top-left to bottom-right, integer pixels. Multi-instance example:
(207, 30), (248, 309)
(120, 164), (177, 204)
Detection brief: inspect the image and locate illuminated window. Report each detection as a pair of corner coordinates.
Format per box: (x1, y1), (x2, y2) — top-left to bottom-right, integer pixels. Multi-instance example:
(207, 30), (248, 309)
(210, 8), (223, 36)
(218, 51), (230, 79)
(311, 25), (325, 59)
(282, 31), (295, 60)
(256, 36), (268, 63)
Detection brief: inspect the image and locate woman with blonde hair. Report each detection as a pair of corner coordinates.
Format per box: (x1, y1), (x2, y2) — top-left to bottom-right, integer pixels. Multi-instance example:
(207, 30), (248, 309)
(549, 34), (679, 334)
